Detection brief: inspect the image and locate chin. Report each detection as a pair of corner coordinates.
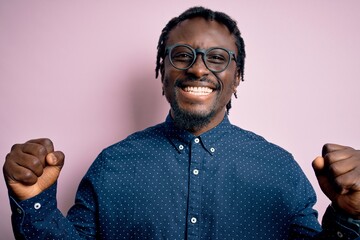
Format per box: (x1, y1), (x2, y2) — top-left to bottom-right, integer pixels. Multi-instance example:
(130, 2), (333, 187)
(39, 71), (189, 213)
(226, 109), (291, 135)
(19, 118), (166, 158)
(171, 103), (215, 132)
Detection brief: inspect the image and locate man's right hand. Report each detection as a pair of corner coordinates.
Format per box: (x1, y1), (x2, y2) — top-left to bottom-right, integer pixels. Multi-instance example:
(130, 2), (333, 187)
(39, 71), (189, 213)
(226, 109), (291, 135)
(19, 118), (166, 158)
(3, 138), (65, 201)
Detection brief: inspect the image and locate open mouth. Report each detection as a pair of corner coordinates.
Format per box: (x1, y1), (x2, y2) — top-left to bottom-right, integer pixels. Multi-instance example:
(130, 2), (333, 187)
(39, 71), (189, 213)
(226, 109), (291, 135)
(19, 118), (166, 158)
(183, 86), (214, 96)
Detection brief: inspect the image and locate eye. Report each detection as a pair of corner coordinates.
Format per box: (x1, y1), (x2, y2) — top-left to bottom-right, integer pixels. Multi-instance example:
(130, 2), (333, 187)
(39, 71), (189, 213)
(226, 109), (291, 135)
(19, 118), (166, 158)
(172, 52), (193, 62)
(206, 54), (227, 64)
(206, 49), (229, 64)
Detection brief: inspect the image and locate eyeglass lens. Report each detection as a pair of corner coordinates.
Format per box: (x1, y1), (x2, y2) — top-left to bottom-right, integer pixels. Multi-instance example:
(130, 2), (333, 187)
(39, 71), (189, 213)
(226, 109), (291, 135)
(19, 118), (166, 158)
(169, 45), (231, 72)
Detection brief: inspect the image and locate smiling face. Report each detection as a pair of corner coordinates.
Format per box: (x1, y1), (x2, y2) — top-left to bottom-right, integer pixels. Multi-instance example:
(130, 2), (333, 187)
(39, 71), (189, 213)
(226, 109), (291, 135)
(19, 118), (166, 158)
(161, 17), (240, 135)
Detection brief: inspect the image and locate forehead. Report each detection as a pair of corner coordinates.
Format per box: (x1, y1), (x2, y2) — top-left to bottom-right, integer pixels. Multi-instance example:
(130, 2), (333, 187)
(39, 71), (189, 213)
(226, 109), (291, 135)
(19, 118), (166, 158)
(167, 17), (236, 51)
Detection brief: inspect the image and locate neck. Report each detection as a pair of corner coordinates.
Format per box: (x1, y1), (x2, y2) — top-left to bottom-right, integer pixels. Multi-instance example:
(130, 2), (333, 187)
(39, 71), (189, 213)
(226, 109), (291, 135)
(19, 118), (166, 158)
(170, 109), (226, 136)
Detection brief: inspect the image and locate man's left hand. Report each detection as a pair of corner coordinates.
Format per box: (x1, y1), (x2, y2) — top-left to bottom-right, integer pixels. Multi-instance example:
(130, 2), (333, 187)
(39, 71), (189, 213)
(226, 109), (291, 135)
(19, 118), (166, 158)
(313, 143), (360, 218)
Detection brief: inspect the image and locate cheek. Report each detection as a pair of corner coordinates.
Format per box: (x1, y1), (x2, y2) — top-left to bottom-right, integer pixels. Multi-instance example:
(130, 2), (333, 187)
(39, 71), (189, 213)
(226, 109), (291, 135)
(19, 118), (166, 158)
(163, 68), (184, 87)
(218, 72), (238, 92)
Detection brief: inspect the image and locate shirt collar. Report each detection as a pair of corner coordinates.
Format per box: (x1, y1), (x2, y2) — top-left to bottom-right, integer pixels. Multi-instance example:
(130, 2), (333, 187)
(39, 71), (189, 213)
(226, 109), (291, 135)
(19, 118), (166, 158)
(162, 113), (233, 155)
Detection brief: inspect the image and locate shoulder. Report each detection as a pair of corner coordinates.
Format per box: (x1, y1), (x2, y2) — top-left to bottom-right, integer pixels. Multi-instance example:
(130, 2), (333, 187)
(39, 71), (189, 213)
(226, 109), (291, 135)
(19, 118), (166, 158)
(85, 122), (167, 176)
(226, 124), (315, 195)
(223, 124), (299, 174)
(104, 122), (167, 154)
(227, 124), (291, 155)
(95, 121), (173, 166)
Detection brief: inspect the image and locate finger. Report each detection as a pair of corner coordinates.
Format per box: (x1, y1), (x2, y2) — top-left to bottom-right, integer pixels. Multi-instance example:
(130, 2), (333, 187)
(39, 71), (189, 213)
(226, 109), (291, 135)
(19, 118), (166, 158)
(333, 169), (360, 194)
(4, 155), (39, 186)
(21, 142), (49, 167)
(322, 143), (353, 157)
(27, 138), (54, 154)
(46, 151), (65, 167)
(315, 151), (358, 195)
(312, 157), (339, 201)
(323, 147), (355, 168)
(21, 139), (56, 167)
(328, 155), (360, 178)
(5, 149), (44, 177)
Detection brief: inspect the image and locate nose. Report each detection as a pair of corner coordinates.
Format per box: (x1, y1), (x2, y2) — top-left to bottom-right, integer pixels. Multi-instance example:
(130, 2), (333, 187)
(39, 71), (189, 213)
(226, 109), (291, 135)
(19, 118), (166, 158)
(187, 54), (210, 77)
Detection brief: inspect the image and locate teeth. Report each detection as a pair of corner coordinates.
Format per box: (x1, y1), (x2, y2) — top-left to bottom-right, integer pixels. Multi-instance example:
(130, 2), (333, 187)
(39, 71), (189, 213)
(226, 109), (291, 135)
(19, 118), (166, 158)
(184, 86), (213, 96)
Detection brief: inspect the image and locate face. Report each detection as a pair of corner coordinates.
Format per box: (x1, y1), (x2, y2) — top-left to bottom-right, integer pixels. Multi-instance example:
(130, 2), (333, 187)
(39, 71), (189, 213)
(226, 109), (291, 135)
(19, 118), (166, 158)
(161, 17), (240, 135)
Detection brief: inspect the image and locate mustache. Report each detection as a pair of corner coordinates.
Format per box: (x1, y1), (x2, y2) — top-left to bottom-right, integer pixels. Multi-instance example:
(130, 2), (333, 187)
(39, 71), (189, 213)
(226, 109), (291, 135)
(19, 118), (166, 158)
(175, 76), (222, 90)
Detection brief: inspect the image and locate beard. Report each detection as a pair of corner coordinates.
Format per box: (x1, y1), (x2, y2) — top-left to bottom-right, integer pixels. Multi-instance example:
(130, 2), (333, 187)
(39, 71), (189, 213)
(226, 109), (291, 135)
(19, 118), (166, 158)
(170, 95), (217, 132)
(164, 76), (222, 133)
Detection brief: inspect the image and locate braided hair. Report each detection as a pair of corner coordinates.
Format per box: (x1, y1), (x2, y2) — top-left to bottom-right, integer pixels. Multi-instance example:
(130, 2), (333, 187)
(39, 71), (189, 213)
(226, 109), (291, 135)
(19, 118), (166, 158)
(155, 6), (246, 113)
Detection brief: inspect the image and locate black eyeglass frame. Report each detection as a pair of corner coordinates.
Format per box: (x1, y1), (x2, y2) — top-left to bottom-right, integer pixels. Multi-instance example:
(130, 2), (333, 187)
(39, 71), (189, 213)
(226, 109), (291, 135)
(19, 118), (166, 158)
(165, 43), (237, 73)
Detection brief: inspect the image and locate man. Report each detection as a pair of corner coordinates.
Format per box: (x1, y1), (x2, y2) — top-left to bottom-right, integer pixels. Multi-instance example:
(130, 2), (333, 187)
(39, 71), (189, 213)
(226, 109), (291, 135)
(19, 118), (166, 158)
(3, 6), (360, 239)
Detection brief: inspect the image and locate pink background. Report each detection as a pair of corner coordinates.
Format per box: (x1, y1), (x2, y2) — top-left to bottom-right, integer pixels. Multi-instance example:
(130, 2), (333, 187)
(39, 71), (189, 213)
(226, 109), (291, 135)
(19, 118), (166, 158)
(1, 1), (359, 238)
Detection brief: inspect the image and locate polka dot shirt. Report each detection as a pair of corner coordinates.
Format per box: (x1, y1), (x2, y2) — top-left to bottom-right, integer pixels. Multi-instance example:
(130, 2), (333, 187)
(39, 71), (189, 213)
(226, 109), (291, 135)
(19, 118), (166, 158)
(10, 114), (359, 239)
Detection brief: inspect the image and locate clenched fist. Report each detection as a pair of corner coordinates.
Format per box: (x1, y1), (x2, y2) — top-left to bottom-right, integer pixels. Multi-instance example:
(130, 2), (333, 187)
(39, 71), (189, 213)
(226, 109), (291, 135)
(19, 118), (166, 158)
(313, 143), (360, 218)
(3, 138), (65, 201)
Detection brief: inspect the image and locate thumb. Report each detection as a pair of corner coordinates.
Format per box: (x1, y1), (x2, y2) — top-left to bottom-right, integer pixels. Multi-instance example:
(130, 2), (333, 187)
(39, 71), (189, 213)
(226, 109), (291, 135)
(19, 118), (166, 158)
(35, 151), (65, 192)
(46, 151), (65, 167)
(312, 156), (338, 201)
(312, 156), (325, 176)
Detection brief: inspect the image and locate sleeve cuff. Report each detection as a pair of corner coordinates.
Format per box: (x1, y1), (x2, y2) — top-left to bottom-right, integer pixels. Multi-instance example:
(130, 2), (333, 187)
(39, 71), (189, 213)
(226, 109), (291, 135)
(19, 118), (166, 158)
(9, 183), (58, 236)
(322, 204), (360, 239)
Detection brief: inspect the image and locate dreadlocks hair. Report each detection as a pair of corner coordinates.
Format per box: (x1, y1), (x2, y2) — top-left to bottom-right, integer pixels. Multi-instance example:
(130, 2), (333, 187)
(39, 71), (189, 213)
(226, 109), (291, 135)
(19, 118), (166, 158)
(155, 6), (246, 113)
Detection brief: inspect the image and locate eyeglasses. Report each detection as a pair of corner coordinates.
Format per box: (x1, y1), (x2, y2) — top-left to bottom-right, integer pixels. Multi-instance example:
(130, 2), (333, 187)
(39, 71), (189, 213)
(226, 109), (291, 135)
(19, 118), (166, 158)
(165, 44), (236, 73)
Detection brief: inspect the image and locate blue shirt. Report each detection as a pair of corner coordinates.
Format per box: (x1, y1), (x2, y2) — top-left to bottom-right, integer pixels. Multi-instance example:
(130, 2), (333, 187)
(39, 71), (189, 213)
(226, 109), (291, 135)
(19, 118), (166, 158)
(9, 114), (360, 239)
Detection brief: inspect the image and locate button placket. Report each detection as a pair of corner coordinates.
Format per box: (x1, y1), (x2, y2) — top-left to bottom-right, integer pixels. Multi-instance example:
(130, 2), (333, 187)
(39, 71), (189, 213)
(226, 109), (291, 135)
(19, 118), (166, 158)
(187, 137), (203, 237)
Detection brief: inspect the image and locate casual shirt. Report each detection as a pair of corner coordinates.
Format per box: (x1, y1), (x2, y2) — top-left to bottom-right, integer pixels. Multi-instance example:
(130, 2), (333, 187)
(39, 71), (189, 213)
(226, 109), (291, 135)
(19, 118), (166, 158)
(9, 114), (360, 239)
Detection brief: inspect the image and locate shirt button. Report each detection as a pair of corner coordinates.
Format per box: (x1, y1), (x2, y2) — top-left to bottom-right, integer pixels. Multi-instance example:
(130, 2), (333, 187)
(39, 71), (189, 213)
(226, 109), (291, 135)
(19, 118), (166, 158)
(194, 138), (200, 143)
(336, 231), (343, 238)
(179, 144), (184, 150)
(210, 147), (215, 153)
(34, 203), (41, 210)
(191, 217), (197, 224)
(193, 169), (199, 175)
(17, 208), (22, 214)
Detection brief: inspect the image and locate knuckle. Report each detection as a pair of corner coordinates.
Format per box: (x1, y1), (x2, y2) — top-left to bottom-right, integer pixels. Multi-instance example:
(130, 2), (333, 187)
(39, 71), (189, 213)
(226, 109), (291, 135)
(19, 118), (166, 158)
(328, 163), (341, 175)
(21, 170), (37, 185)
(5, 151), (19, 165)
(324, 152), (335, 163)
(41, 138), (54, 153)
(37, 145), (48, 156)
(3, 157), (11, 174)
(4, 155), (13, 173)
(42, 138), (53, 147)
(5, 152), (12, 162)
(10, 143), (21, 151)
(322, 143), (330, 153)
(323, 143), (331, 148)
(29, 156), (42, 168)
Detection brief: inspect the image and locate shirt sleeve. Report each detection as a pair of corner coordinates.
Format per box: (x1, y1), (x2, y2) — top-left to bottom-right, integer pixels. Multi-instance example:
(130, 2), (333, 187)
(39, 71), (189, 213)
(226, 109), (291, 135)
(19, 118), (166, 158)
(290, 205), (360, 240)
(9, 183), (86, 240)
(317, 205), (360, 240)
(282, 155), (360, 240)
